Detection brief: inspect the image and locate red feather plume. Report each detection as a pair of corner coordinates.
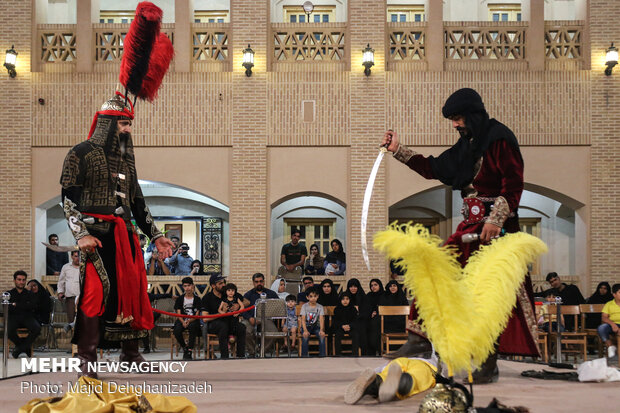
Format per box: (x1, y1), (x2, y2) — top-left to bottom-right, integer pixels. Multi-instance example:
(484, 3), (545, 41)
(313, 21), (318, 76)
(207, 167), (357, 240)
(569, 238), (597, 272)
(138, 33), (174, 101)
(119, 2), (163, 99)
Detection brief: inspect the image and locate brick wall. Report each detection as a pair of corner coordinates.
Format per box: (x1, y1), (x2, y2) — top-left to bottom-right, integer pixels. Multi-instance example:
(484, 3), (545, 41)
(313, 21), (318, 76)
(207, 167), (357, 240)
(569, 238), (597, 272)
(0, 0), (32, 291)
(1, 0), (617, 296)
(589, 0), (620, 291)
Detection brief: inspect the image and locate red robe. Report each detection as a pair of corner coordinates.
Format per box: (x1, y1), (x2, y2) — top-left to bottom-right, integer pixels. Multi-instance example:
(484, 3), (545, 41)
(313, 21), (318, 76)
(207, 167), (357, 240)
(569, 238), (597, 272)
(402, 139), (539, 357)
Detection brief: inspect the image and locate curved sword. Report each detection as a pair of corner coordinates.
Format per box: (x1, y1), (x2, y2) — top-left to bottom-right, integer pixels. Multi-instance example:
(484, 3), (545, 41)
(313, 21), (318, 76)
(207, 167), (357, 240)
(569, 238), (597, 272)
(361, 146), (388, 271)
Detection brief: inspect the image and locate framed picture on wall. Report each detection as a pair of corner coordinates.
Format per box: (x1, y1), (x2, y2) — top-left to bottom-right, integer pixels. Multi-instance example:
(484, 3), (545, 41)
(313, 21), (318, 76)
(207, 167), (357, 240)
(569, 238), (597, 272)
(165, 224), (183, 243)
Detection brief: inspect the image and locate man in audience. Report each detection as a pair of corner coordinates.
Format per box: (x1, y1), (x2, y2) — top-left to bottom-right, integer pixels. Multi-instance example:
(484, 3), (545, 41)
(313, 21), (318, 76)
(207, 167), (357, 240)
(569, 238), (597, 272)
(241, 272), (279, 357)
(546, 272), (585, 331)
(297, 276), (315, 303)
(279, 229), (307, 279)
(6, 270), (41, 358)
(202, 274), (246, 359)
(166, 242), (194, 275)
(173, 277), (202, 360)
(58, 250), (81, 332)
(147, 247), (171, 275)
(46, 233), (68, 275)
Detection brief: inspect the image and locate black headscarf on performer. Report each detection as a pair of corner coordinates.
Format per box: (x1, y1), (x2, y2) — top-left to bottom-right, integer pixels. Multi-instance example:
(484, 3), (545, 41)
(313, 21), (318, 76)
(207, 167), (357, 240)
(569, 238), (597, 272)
(429, 88), (522, 192)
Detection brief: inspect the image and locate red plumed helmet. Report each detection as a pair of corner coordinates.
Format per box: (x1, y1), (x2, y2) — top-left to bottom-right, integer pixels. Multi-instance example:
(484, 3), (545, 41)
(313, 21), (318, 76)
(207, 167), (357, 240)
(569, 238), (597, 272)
(119, 2), (173, 102)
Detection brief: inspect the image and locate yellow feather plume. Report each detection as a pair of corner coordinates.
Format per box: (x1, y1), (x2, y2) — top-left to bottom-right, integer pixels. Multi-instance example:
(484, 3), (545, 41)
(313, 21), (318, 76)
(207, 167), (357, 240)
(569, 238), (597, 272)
(373, 223), (548, 377)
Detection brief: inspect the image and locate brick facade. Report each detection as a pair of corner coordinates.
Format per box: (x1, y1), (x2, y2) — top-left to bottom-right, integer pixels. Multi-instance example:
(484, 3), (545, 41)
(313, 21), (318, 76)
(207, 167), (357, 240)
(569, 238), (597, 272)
(1, 1), (617, 295)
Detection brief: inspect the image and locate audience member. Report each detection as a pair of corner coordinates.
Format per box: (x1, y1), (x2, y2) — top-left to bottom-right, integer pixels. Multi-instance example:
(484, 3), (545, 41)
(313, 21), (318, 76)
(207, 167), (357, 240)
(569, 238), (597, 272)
(173, 277), (202, 360)
(347, 278), (370, 355)
(537, 291), (564, 332)
(279, 229), (307, 278)
(366, 279), (385, 356)
(139, 234), (147, 264)
(324, 239), (346, 275)
(304, 244), (325, 275)
(202, 274), (246, 359)
(240, 273), (278, 357)
(378, 281), (409, 332)
(333, 291), (360, 356)
(297, 276), (315, 303)
(189, 260), (206, 275)
(389, 259), (404, 280)
(218, 283), (245, 346)
(597, 283), (620, 359)
(300, 287), (326, 357)
(283, 295), (298, 352)
(585, 282), (614, 329)
(318, 278), (340, 307)
(58, 250), (80, 331)
(166, 243), (194, 275)
(6, 270), (41, 358)
(147, 247), (171, 275)
(26, 279), (53, 326)
(270, 277), (289, 300)
(46, 234), (68, 275)
(546, 272), (585, 330)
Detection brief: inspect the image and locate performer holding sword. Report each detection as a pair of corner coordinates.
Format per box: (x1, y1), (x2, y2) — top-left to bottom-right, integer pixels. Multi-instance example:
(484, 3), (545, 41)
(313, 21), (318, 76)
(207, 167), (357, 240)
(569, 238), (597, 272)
(379, 88), (539, 383)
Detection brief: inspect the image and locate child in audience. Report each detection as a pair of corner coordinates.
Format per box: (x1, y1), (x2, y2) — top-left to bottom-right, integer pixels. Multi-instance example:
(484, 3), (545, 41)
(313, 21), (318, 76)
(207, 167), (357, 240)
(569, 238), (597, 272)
(598, 283), (620, 359)
(537, 291), (564, 332)
(219, 283), (245, 341)
(333, 291), (360, 356)
(300, 287), (326, 357)
(283, 294), (298, 352)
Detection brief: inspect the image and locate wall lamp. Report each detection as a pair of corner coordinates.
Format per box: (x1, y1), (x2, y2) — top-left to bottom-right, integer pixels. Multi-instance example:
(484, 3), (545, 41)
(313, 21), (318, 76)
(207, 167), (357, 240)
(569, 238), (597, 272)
(4, 45), (17, 78)
(605, 43), (618, 76)
(362, 44), (374, 76)
(242, 44), (254, 77)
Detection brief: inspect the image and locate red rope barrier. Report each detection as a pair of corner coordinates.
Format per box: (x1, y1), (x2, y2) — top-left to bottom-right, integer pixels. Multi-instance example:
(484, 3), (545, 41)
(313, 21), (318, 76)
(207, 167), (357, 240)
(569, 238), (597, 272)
(152, 305), (255, 320)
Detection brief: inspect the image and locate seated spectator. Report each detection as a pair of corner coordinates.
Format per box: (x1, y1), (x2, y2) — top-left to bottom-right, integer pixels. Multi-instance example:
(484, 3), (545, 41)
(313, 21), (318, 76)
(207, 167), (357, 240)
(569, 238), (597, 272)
(300, 287), (326, 357)
(240, 273), (278, 357)
(173, 277), (202, 360)
(6, 270), (41, 358)
(546, 272), (585, 330)
(283, 295), (298, 352)
(598, 283), (620, 359)
(333, 291), (360, 356)
(270, 277), (289, 300)
(166, 243), (194, 275)
(347, 278), (370, 355)
(366, 279), (385, 356)
(46, 233), (68, 275)
(297, 276), (315, 303)
(218, 283), (245, 345)
(58, 250), (80, 331)
(378, 280), (409, 333)
(147, 247), (171, 275)
(26, 279), (52, 326)
(278, 229), (307, 279)
(139, 234), (147, 264)
(537, 291), (564, 332)
(318, 278), (340, 307)
(189, 260), (206, 275)
(389, 259), (404, 280)
(304, 244), (325, 275)
(324, 239), (346, 275)
(586, 282), (613, 329)
(202, 274), (246, 359)
(144, 292), (175, 353)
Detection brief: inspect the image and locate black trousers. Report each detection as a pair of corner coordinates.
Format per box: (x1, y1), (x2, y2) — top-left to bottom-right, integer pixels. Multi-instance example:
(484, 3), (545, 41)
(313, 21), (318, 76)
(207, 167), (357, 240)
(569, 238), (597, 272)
(8, 315), (41, 353)
(173, 319), (201, 350)
(208, 318), (246, 359)
(334, 327), (360, 356)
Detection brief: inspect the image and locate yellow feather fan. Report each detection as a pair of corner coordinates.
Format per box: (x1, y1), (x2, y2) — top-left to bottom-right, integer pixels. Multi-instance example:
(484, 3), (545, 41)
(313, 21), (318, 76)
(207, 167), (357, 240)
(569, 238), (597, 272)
(373, 223), (547, 377)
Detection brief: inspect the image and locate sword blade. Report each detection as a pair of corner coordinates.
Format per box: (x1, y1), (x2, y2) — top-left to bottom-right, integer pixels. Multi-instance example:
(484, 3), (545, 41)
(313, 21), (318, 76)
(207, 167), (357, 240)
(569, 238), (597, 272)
(42, 242), (78, 253)
(361, 149), (386, 271)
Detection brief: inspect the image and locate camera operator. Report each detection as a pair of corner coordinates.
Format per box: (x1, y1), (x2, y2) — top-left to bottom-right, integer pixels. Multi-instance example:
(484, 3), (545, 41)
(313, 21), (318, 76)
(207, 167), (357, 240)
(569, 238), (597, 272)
(165, 242), (194, 275)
